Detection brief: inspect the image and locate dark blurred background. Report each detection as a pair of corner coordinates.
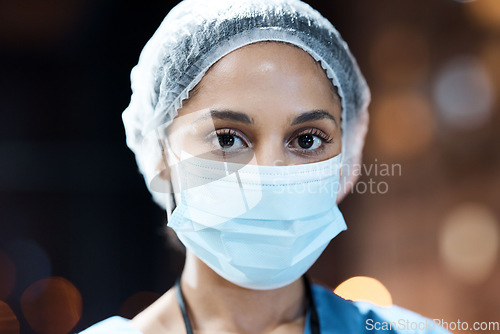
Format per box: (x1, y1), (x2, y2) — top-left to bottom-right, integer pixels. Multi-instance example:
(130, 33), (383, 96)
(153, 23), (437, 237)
(0, 0), (499, 333)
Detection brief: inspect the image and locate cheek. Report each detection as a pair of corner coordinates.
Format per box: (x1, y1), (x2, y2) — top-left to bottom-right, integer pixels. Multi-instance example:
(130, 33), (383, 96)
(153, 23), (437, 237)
(322, 132), (342, 158)
(336, 125), (343, 146)
(323, 126), (343, 159)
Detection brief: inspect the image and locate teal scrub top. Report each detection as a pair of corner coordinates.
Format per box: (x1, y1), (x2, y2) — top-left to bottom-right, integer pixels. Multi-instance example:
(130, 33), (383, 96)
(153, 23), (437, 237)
(80, 284), (451, 334)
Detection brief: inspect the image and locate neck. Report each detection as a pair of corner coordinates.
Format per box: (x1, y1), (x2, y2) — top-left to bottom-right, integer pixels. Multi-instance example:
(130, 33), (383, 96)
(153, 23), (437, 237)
(179, 251), (308, 334)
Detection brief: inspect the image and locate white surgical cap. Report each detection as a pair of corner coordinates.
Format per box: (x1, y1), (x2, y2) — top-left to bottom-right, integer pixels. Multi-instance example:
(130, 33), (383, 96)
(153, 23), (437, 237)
(122, 0), (371, 209)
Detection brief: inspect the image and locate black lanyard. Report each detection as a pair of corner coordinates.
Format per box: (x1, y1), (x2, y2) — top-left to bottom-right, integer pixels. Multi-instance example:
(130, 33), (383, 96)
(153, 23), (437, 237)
(175, 276), (321, 334)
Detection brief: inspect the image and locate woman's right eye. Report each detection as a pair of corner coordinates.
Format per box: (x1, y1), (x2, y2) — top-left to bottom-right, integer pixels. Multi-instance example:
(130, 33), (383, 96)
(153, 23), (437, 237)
(218, 134), (236, 148)
(209, 129), (248, 151)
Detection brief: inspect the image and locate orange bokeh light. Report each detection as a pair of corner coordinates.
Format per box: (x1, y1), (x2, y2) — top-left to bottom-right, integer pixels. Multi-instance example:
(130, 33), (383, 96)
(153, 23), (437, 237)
(334, 276), (393, 307)
(480, 40), (500, 95)
(0, 301), (20, 334)
(467, 0), (500, 30)
(20, 277), (82, 334)
(371, 91), (435, 159)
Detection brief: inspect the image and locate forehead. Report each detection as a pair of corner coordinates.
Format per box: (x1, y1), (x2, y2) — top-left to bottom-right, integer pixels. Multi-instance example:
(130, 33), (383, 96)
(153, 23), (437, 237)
(210, 42), (320, 74)
(176, 41), (341, 120)
(201, 42), (337, 93)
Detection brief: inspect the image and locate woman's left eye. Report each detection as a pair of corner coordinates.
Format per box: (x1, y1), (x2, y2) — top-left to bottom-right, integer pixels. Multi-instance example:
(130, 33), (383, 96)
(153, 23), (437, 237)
(296, 134), (322, 150)
(289, 130), (333, 151)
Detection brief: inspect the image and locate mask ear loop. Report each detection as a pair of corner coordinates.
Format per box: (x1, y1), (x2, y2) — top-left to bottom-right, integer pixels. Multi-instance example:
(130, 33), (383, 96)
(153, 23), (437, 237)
(336, 83), (347, 202)
(319, 62), (346, 202)
(155, 128), (177, 223)
(340, 108), (346, 198)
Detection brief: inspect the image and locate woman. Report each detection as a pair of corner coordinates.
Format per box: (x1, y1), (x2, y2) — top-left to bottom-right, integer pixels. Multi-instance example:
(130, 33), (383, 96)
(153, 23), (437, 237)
(82, 0), (449, 333)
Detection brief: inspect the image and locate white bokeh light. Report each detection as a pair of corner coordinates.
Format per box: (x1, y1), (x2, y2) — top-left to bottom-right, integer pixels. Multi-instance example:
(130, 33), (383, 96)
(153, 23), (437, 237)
(439, 202), (499, 284)
(433, 56), (495, 131)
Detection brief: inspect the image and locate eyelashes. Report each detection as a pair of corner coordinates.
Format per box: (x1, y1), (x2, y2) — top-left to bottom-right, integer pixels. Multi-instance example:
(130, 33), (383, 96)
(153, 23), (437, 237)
(207, 129), (249, 151)
(293, 128), (334, 144)
(205, 127), (334, 153)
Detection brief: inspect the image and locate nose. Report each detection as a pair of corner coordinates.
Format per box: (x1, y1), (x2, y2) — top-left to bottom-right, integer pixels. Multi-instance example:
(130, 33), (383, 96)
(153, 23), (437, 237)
(251, 138), (290, 166)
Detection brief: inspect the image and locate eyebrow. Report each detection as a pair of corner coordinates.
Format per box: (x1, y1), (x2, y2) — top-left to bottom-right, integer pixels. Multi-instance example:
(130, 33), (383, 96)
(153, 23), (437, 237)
(290, 110), (338, 126)
(194, 109), (336, 126)
(196, 109), (254, 124)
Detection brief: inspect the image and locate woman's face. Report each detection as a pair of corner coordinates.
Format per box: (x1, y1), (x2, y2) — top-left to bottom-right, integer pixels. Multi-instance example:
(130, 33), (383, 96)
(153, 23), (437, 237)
(166, 42), (342, 166)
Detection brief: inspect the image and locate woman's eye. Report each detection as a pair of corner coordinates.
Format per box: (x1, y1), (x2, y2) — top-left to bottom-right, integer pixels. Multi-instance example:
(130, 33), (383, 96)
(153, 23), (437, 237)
(218, 134), (236, 148)
(211, 131), (247, 150)
(294, 134), (323, 150)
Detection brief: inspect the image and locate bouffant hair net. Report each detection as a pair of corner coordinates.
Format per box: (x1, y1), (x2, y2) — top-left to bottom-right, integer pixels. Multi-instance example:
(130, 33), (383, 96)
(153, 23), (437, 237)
(122, 0), (370, 210)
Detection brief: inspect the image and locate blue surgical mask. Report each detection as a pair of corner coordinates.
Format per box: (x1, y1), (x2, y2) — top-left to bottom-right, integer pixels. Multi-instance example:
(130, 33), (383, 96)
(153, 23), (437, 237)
(166, 148), (347, 290)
